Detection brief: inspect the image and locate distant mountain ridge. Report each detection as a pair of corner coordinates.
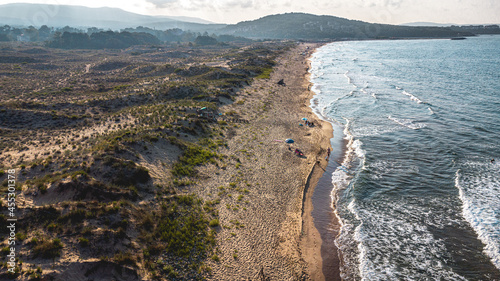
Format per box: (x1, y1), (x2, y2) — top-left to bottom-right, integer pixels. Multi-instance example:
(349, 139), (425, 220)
(401, 22), (456, 27)
(0, 3), (223, 31)
(0, 5), (487, 41)
(218, 13), (473, 40)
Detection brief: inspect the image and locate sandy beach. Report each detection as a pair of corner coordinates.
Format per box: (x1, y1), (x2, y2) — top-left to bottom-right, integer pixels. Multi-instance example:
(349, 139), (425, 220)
(194, 42), (340, 280)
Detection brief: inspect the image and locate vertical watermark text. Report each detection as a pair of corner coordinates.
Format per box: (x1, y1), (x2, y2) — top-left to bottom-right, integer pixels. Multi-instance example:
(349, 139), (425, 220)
(5, 169), (17, 274)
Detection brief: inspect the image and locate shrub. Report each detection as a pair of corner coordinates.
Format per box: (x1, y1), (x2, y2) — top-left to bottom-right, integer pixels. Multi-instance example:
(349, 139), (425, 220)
(39, 185), (47, 194)
(114, 251), (136, 266)
(58, 209), (86, 224)
(47, 223), (60, 232)
(163, 265), (178, 278)
(155, 195), (216, 258)
(15, 233), (26, 241)
(32, 238), (64, 259)
(209, 219), (219, 227)
(78, 237), (89, 247)
(211, 254), (220, 262)
(172, 144), (216, 177)
(255, 67), (273, 79)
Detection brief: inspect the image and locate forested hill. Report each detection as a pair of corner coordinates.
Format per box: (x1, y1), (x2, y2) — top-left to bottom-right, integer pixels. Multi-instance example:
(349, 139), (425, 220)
(219, 13), (474, 40)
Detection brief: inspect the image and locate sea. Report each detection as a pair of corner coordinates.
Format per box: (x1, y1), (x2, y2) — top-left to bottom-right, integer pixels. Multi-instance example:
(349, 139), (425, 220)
(309, 35), (500, 280)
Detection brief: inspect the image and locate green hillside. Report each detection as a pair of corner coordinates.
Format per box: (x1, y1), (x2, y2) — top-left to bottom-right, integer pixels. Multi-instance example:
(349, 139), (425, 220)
(219, 13), (473, 40)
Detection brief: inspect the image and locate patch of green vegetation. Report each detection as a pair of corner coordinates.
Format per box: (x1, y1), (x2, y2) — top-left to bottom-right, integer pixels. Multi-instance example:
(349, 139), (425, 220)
(78, 237), (89, 247)
(113, 251), (136, 266)
(211, 254), (220, 262)
(32, 238), (64, 259)
(163, 264), (179, 278)
(113, 85), (130, 91)
(152, 195), (216, 258)
(255, 67), (273, 79)
(172, 144), (217, 177)
(209, 219), (220, 227)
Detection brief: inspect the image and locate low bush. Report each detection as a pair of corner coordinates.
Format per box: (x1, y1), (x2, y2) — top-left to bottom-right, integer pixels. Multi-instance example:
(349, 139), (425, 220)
(172, 144), (216, 177)
(32, 238), (63, 259)
(154, 195), (216, 258)
(209, 219), (219, 227)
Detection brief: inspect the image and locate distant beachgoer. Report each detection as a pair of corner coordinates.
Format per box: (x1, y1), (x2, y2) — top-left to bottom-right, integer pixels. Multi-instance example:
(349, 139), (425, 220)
(492, 159), (496, 163)
(326, 147), (331, 159)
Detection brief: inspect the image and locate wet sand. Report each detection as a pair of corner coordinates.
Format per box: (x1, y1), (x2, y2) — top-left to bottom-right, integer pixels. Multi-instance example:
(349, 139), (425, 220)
(300, 46), (344, 281)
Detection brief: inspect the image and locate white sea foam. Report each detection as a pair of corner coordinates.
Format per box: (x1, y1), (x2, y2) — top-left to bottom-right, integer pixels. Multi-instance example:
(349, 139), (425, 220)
(344, 71), (357, 88)
(388, 115), (427, 130)
(455, 163), (500, 270)
(350, 125), (398, 137)
(366, 160), (419, 180)
(348, 198), (469, 280)
(402, 90), (424, 104)
(325, 119), (367, 280)
(359, 87), (378, 100)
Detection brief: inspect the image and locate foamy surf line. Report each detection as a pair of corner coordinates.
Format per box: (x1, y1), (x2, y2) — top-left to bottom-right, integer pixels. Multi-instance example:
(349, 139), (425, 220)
(388, 115), (427, 130)
(455, 164), (500, 270)
(309, 45), (365, 280)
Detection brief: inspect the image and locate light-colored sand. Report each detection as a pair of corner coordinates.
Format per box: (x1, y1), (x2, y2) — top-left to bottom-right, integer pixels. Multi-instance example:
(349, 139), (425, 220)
(194, 43), (335, 280)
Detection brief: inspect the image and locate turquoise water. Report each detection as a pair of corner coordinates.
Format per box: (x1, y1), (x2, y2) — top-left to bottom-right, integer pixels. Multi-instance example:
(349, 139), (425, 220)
(309, 36), (500, 280)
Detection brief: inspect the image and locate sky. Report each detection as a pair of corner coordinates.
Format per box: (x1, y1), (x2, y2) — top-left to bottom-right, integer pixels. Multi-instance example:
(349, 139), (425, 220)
(0, 0), (498, 25)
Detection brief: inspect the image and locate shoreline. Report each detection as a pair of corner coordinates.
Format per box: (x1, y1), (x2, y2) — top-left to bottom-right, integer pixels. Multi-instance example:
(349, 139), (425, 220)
(299, 43), (343, 281)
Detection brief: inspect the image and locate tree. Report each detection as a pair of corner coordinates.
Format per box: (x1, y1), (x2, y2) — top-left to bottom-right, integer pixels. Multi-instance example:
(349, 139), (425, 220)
(24, 26), (39, 41)
(38, 25), (52, 40)
(194, 35), (217, 46)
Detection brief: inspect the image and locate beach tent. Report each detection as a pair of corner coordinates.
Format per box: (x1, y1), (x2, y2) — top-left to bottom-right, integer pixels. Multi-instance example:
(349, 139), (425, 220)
(285, 139), (294, 143)
(302, 118), (308, 121)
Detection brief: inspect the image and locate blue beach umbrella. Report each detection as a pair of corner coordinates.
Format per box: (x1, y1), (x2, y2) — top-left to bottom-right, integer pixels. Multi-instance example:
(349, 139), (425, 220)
(285, 138), (294, 143)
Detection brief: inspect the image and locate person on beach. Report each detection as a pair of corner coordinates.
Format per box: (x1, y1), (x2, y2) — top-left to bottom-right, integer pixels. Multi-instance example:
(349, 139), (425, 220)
(326, 147), (331, 160)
